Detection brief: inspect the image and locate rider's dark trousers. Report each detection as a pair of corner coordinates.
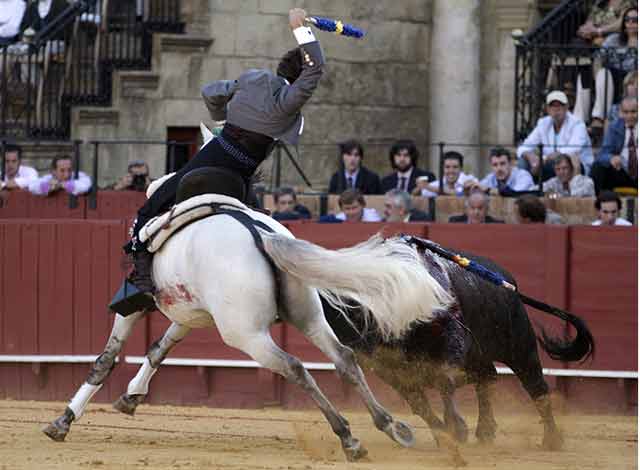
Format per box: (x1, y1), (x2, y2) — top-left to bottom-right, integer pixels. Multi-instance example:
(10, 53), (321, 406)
(130, 139), (254, 249)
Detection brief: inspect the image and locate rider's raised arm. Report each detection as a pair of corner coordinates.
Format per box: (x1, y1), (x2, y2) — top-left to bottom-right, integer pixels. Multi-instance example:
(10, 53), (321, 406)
(272, 13), (325, 116)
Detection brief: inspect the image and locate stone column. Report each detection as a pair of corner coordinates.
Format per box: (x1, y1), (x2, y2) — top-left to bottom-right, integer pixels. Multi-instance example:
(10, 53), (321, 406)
(429, 0), (481, 174)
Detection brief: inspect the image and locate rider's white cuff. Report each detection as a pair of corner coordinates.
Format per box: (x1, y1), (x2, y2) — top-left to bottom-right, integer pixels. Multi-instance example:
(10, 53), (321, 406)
(293, 26), (316, 45)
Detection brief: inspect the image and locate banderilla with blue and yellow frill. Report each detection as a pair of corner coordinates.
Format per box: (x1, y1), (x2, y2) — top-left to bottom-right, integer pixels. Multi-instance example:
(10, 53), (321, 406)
(305, 16), (366, 38)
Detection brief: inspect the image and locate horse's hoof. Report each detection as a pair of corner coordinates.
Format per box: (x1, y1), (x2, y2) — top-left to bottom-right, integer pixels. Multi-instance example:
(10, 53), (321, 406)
(384, 420), (416, 448)
(342, 438), (369, 462)
(542, 432), (564, 451)
(42, 422), (68, 442)
(113, 394), (143, 416)
(42, 407), (74, 442)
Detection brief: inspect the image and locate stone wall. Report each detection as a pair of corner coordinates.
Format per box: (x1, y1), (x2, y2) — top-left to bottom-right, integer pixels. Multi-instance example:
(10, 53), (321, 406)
(69, 0), (538, 189)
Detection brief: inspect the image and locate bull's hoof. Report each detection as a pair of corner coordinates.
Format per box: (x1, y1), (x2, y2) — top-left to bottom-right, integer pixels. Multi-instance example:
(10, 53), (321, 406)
(42, 408), (75, 442)
(433, 429), (467, 467)
(542, 431), (564, 451)
(384, 420), (416, 448)
(113, 393), (144, 416)
(451, 419), (469, 443)
(342, 438), (369, 462)
(475, 418), (497, 444)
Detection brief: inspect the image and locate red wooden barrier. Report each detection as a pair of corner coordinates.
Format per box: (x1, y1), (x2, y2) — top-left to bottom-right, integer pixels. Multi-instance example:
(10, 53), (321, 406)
(85, 190), (146, 220)
(0, 191), (86, 219)
(568, 226), (638, 372)
(0, 220), (636, 411)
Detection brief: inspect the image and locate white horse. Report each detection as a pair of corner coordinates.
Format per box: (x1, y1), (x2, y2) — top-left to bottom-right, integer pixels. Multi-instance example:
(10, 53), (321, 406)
(43, 201), (450, 461)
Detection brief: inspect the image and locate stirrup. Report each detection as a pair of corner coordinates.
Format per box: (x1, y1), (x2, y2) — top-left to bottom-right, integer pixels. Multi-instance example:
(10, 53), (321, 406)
(109, 280), (156, 316)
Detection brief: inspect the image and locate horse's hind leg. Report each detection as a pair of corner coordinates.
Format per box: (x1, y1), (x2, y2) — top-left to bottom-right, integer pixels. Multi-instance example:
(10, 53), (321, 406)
(43, 311), (146, 441)
(356, 351), (466, 466)
(234, 332), (367, 462)
(113, 322), (191, 416)
(284, 285), (415, 449)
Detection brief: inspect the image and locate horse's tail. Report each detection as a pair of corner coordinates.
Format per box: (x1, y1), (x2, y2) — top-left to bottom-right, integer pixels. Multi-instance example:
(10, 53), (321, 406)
(519, 293), (595, 363)
(261, 233), (452, 340)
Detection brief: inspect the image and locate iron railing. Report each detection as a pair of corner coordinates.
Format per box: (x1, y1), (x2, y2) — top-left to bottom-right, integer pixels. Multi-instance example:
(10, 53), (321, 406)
(0, 0), (184, 141)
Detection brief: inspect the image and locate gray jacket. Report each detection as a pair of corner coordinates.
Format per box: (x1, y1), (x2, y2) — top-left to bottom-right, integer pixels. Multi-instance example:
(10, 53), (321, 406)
(201, 41), (324, 146)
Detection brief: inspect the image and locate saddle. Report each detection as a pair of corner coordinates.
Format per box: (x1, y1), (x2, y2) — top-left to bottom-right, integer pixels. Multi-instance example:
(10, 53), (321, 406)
(138, 194), (249, 253)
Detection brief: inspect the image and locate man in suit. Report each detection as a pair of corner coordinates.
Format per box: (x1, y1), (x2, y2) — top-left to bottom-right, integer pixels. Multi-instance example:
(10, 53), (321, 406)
(382, 189), (432, 222)
(328, 139), (381, 194)
(127, 8), (324, 293)
(591, 96), (637, 193)
(380, 140), (435, 194)
(448, 190), (504, 224)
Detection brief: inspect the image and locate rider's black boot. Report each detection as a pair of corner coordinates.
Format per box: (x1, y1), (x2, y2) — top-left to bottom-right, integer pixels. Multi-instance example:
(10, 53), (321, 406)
(130, 248), (155, 294)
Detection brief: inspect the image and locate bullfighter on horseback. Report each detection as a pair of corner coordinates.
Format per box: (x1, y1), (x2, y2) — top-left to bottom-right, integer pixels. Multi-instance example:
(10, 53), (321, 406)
(126, 7), (324, 294)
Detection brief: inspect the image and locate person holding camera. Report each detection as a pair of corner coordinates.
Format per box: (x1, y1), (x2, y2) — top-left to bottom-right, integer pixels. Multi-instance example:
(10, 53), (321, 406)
(113, 160), (151, 192)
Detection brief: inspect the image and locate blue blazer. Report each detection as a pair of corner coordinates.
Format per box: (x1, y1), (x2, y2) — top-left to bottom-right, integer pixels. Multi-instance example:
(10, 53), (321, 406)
(598, 118), (628, 166)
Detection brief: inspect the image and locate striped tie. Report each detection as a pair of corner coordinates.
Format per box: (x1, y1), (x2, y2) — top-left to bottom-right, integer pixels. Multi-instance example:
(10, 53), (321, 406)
(628, 128), (637, 180)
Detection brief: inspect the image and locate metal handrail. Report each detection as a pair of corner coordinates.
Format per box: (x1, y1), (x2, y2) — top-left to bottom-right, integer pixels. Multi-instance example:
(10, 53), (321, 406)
(522, 0), (593, 46)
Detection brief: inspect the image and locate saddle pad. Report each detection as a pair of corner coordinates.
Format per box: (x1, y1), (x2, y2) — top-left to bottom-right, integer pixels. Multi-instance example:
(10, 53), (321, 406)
(139, 193), (249, 253)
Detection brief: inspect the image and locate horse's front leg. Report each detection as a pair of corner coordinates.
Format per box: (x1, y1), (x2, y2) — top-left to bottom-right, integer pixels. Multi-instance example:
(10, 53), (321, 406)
(113, 322), (191, 415)
(43, 311), (146, 441)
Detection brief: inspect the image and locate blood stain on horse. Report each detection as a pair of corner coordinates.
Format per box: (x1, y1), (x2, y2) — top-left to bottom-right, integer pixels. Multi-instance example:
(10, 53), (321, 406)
(176, 284), (194, 302)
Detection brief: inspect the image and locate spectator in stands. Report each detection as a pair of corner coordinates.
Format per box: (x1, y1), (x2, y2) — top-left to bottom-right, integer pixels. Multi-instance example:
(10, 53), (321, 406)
(607, 70), (637, 124)
(383, 189), (431, 222)
(271, 186), (311, 221)
(413, 151), (478, 197)
(515, 194), (565, 224)
(1, 144), (38, 190)
(591, 96), (637, 192)
(328, 139), (381, 195)
(112, 160), (151, 192)
(577, 0), (634, 45)
(448, 190), (504, 224)
(318, 188), (381, 223)
(473, 147), (535, 195)
(381, 140), (435, 194)
(592, 190), (632, 225)
(543, 154), (595, 197)
(29, 155), (91, 196)
(591, 7), (638, 129)
(19, 0), (69, 39)
(0, 0), (27, 45)
(517, 91), (593, 181)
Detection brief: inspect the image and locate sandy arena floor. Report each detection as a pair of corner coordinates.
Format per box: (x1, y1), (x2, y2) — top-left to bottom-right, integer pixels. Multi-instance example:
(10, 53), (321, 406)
(0, 400), (636, 469)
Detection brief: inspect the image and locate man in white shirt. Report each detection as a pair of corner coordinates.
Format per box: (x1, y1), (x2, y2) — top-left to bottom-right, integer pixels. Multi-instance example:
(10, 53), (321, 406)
(28, 155), (92, 196)
(591, 191), (632, 226)
(0, 0), (26, 45)
(474, 147), (535, 195)
(2, 144), (38, 190)
(517, 90), (594, 180)
(415, 151), (478, 197)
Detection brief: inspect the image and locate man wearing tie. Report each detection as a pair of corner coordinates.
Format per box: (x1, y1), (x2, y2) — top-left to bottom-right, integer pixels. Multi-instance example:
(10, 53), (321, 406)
(328, 139), (382, 194)
(592, 96), (638, 192)
(380, 140), (435, 193)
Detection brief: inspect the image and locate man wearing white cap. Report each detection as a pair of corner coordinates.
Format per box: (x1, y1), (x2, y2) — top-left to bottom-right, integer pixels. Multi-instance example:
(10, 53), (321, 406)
(517, 90), (593, 181)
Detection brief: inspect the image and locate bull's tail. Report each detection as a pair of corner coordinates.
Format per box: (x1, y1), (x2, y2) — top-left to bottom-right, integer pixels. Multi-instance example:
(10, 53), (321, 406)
(519, 293), (595, 363)
(261, 233), (452, 340)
